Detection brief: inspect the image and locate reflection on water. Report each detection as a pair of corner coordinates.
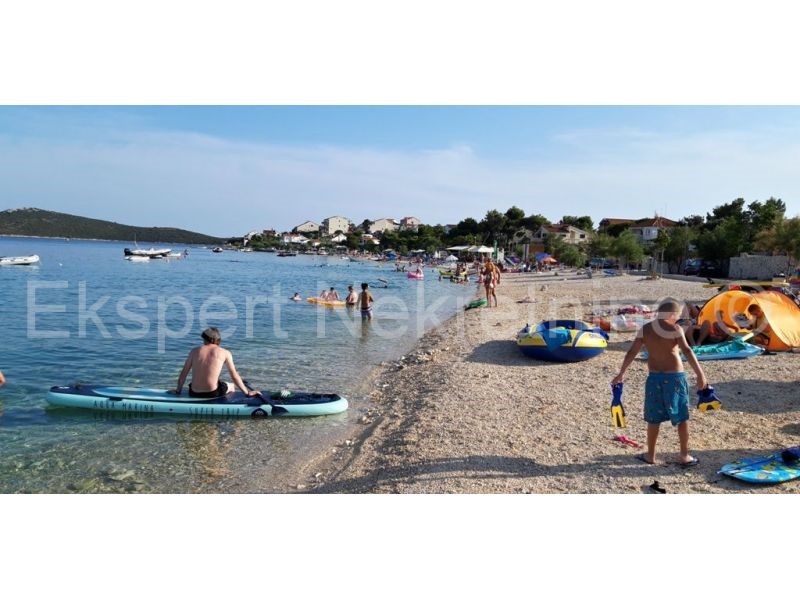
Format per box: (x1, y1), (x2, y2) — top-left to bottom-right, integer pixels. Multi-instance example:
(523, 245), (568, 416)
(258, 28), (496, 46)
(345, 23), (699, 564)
(0, 237), (471, 492)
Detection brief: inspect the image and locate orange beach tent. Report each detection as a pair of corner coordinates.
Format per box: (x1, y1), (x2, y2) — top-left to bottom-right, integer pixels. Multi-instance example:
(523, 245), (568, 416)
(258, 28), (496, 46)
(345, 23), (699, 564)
(697, 290), (800, 351)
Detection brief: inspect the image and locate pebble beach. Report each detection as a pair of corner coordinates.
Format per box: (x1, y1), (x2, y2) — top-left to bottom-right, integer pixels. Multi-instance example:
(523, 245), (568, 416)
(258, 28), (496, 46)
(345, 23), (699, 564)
(301, 272), (800, 494)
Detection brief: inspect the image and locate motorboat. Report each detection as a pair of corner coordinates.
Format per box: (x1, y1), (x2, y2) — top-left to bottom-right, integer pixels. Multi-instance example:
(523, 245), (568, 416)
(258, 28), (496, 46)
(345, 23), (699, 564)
(0, 254), (40, 266)
(212, 247), (224, 253)
(125, 255), (150, 262)
(123, 247), (171, 258)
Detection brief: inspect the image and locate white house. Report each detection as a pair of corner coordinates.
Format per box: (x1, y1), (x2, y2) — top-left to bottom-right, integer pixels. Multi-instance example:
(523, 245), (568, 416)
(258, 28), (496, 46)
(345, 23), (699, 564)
(628, 216), (677, 242)
(361, 234), (381, 246)
(330, 233), (348, 243)
(370, 217), (399, 234)
(281, 233), (309, 245)
(400, 216), (421, 232)
(321, 216), (350, 236)
(293, 220), (320, 234)
(532, 224), (589, 245)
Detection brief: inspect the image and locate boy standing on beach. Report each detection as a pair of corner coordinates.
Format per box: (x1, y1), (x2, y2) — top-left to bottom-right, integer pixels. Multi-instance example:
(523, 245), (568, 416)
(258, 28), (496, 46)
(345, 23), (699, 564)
(612, 299), (708, 467)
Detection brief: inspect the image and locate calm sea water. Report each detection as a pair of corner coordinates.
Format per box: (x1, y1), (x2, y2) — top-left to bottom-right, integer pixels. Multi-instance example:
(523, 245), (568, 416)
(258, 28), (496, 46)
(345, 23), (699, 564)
(0, 237), (472, 493)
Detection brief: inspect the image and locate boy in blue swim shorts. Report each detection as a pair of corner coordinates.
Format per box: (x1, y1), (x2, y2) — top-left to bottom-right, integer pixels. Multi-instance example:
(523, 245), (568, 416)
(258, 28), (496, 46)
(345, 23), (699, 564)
(612, 299), (708, 467)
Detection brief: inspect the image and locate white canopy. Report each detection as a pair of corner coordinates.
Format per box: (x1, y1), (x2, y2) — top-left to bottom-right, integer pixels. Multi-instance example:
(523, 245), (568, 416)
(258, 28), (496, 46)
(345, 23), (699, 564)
(476, 246), (494, 253)
(446, 245), (470, 251)
(444, 255), (458, 262)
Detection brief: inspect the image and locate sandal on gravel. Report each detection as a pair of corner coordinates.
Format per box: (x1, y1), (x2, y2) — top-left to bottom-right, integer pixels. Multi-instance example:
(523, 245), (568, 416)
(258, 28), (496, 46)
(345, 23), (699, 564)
(636, 453), (655, 465)
(678, 457), (699, 468)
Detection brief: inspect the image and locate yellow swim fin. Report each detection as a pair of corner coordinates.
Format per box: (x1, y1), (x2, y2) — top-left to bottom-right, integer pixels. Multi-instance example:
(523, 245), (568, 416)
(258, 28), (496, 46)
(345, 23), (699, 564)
(697, 386), (722, 412)
(611, 383), (626, 428)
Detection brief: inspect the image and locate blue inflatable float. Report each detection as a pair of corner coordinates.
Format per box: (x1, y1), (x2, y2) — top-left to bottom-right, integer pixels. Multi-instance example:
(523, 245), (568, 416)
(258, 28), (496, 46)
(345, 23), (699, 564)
(517, 320), (609, 362)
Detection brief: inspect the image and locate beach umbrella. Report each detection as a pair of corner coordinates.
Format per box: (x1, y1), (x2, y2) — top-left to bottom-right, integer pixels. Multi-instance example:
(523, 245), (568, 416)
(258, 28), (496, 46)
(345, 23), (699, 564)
(541, 256), (558, 264)
(535, 252), (551, 262)
(444, 255), (458, 262)
(476, 246), (493, 254)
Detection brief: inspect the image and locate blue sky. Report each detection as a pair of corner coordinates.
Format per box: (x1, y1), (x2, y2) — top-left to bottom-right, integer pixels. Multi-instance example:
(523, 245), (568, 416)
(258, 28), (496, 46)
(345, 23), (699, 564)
(0, 106), (799, 236)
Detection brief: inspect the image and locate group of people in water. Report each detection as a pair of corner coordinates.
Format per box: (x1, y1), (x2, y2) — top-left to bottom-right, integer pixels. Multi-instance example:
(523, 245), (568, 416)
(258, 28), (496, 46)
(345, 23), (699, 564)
(290, 283), (375, 319)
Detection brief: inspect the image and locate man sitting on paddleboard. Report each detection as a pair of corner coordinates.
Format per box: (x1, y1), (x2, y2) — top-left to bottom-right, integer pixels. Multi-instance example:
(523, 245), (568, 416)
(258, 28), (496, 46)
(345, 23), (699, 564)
(171, 327), (259, 398)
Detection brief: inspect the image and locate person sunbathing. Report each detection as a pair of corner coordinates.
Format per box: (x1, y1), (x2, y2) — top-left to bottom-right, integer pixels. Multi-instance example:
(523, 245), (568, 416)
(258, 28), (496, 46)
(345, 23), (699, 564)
(680, 308), (734, 346)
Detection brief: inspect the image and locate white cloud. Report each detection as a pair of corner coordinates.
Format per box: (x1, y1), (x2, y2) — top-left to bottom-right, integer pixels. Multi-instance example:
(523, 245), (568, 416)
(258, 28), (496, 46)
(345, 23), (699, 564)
(0, 121), (798, 236)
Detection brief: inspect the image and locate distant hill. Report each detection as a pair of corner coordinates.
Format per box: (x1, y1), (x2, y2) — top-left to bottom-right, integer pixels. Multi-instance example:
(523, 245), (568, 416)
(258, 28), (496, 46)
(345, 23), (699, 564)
(0, 208), (225, 245)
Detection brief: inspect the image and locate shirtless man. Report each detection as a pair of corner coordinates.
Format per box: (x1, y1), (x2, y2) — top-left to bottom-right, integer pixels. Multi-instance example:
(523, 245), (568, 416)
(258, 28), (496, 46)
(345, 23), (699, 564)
(358, 282), (374, 321)
(612, 299), (708, 467)
(172, 327), (259, 398)
(327, 287), (340, 301)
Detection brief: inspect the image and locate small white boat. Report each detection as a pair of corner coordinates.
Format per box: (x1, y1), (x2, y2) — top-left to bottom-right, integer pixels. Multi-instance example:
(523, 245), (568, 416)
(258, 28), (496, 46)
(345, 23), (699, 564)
(212, 247), (223, 253)
(0, 254), (40, 266)
(167, 252), (183, 258)
(125, 255), (150, 262)
(124, 247), (171, 258)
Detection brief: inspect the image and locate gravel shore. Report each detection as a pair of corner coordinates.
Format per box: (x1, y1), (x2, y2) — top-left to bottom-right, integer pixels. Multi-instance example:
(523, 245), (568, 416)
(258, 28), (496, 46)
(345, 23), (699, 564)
(302, 273), (800, 494)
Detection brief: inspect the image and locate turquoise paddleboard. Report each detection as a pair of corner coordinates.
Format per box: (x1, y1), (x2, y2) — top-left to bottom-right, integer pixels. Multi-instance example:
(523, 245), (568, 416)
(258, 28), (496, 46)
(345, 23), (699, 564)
(47, 385), (348, 418)
(719, 450), (800, 484)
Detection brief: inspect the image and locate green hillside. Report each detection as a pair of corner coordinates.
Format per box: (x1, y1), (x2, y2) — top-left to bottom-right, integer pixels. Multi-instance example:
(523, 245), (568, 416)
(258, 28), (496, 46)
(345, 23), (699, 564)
(0, 208), (224, 244)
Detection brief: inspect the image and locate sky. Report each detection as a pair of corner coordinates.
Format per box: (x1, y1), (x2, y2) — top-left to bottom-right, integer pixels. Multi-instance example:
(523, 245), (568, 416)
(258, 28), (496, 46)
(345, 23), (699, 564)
(1, 106), (799, 237)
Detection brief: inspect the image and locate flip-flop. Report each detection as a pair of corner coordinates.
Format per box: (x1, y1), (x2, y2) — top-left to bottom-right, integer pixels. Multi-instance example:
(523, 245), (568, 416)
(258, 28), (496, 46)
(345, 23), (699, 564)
(649, 480), (666, 494)
(612, 435), (642, 449)
(636, 453), (655, 465)
(678, 457), (699, 468)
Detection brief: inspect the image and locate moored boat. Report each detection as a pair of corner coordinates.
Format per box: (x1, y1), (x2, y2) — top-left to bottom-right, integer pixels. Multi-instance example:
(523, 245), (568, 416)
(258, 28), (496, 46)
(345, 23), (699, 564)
(123, 247), (171, 258)
(0, 254), (40, 266)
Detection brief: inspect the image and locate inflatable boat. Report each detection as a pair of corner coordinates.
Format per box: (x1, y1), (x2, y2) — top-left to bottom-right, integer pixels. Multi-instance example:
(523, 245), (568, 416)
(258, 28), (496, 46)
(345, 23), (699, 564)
(517, 320), (609, 362)
(0, 254), (40, 266)
(407, 271), (425, 279)
(46, 385), (349, 417)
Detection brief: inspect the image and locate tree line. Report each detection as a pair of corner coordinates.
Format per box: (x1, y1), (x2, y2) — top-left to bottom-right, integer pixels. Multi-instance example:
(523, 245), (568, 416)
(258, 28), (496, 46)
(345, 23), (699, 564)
(244, 197), (800, 270)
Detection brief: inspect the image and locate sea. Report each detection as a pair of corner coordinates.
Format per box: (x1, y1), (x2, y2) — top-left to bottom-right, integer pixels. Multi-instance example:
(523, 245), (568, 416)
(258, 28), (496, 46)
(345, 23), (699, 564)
(0, 237), (473, 493)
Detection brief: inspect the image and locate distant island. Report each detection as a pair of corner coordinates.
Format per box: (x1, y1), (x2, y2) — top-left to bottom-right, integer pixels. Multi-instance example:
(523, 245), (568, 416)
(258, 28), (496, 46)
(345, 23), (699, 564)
(0, 208), (225, 245)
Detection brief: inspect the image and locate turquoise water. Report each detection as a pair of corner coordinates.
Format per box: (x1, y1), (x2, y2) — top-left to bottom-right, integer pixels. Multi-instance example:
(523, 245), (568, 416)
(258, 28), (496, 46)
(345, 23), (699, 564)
(0, 237), (471, 493)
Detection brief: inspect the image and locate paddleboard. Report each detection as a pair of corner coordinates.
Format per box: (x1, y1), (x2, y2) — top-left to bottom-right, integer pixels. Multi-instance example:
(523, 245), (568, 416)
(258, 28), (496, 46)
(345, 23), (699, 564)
(719, 449), (800, 484)
(47, 385), (348, 417)
(307, 297), (346, 308)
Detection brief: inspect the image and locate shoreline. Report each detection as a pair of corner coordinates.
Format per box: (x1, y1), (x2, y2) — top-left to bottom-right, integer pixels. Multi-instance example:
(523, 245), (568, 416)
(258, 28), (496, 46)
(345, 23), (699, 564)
(295, 273), (800, 494)
(0, 234), (217, 246)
